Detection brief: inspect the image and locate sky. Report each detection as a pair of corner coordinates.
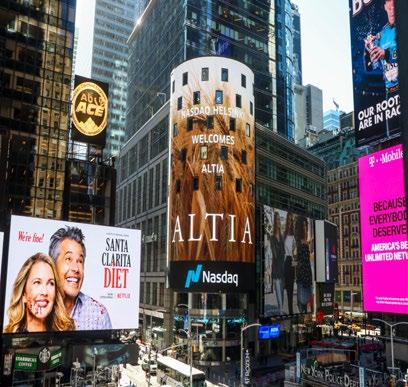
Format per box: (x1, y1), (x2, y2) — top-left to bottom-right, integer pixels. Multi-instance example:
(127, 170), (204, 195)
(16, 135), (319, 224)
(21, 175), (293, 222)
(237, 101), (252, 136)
(74, 0), (354, 113)
(292, 0), (353, 112)
(74, 0), (95, 77)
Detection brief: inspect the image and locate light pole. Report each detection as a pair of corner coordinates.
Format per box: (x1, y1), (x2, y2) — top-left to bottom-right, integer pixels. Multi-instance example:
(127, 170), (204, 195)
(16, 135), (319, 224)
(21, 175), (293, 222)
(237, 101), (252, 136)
(373, 318), (408, 375)
(350, 292), (357, 323)
(177, 303), (193, 387)
(240, 323), (261, 387)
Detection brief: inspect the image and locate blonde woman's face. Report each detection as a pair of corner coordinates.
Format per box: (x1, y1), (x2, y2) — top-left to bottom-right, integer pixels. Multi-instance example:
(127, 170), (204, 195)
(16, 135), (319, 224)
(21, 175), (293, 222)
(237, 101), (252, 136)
(23, 262), (56, 320)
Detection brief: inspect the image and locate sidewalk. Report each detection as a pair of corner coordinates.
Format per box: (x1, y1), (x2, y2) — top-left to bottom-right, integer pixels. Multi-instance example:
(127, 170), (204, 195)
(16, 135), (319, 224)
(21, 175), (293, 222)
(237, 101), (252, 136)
(120, 364), (160, 387)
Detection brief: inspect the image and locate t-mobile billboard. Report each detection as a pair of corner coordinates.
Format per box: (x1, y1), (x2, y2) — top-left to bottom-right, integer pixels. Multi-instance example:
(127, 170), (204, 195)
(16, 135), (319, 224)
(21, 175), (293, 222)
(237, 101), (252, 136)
(167, 57), (255, 292)
(3, 216), (141, 333)
(349, 0), (401, 147)
(358, 144), (408, 313)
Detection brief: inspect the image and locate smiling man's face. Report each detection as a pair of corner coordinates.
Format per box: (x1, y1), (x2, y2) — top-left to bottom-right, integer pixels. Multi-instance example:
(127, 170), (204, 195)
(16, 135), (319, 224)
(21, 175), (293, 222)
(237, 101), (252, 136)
(55, 238), (84, 301)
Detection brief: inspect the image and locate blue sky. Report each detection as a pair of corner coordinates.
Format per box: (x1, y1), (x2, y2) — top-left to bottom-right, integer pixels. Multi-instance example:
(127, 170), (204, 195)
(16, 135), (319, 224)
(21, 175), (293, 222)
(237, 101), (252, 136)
(75, 0), (354, 113)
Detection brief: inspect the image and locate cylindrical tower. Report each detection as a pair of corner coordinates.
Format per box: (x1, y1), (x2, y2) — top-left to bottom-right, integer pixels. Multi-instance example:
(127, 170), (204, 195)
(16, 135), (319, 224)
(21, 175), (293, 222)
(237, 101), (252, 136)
(167, 56), (256, 364)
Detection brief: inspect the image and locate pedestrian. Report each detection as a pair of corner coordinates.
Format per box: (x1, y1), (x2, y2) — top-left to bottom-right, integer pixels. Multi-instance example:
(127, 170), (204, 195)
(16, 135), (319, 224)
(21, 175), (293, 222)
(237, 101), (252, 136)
(206, 366), (210, 378)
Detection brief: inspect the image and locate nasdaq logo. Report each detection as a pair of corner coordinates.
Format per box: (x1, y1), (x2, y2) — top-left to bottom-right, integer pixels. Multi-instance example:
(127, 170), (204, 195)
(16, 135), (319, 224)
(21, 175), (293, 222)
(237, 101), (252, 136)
(184, 264), (202, 288)
(184, 264), (239, 289)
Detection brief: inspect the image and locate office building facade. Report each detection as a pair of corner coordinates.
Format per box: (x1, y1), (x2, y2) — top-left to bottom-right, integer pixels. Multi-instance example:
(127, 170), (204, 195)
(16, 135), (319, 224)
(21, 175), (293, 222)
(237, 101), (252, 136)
(323, 109), (341, 132)
(291, 2), (302, 85)
(294, 84), (323, 146)
(0, 0), (76, 228)
(275, 0), (295, 139)
(116, 101), (327, 362)
(91, 0), (138, 157)
(309, 126), (369, 313)
(127, 0), (297, 140)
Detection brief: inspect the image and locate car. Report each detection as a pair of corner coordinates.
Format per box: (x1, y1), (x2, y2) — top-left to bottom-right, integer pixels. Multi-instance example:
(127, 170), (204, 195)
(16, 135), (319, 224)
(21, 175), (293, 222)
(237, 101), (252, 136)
(141, 359), (157, 374)
(349, 324), (361, 332)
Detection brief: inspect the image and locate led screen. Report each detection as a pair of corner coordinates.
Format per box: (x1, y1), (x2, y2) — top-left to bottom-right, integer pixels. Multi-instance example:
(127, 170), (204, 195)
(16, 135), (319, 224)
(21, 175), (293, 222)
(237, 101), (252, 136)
(358, 144), (408, 313)
(3, 216), (141, 333)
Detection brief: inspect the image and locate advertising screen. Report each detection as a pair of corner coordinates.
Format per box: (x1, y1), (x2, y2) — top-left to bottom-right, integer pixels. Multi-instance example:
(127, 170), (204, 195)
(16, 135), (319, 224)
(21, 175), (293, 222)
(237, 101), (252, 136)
(263, 205), (315, 316)
(358, 144), (408, 313)
(316, 282), (335, 316)
(349, 0), (401, 147)
(258, 324), (280, 340)
(0, 231), (3, 281)
(315, 221), (338, 283)
(71, 75), (108, 147)
(3, 215), (141, 333)
(168, 57), (255, 292)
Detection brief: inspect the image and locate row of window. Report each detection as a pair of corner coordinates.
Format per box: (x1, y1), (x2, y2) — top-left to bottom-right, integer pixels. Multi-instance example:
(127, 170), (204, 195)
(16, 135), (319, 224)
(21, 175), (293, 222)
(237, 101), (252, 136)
(176, 91), (253, 113)
(173, 118), (252, 136)
(175, 176), (249, 193)
(177, 146), (247, 163)
(174, 67), (248, 89)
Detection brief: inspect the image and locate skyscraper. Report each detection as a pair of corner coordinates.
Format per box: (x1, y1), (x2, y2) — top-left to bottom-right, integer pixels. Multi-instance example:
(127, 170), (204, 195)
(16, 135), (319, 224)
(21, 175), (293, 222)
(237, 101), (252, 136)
(127, 0), (296, 140)
(91, 0), (139, 157)
(0, 0), (76, 226)
(323, 109), (342, 132)
(275, 0), (295, 139)
(294, 84), (323, 146)
(291, 2), (302, 85)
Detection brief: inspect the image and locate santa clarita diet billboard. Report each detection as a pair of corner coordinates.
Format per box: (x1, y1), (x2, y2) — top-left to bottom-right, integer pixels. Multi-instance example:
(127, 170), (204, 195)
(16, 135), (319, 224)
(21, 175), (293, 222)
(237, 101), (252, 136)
(3, 216), (141, 333)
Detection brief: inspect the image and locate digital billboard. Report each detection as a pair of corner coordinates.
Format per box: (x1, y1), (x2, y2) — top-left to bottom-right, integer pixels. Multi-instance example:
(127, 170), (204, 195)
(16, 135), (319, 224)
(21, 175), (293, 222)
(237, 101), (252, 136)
(349, 0), (401, 147)
(3, 215), (141, 333)
(315, 220), (338, 283)
(258, 324), (280, 340)
(316, 282), (335, 316)
(71, 75), (108, 147)
(167, 57), (255, 292)
(0, 231), (3, 281)
(358, 144), (408, 313)
(263, 205), (315, 316)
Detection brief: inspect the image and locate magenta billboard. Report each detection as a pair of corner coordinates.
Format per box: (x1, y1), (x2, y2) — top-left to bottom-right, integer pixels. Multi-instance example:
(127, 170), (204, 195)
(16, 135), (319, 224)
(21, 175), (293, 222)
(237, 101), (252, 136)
(359, 144), (408, 313)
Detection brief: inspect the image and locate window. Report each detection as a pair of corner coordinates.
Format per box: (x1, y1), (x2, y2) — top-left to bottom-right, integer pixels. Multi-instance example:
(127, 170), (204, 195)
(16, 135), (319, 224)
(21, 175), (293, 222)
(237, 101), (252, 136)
(236, 178), (242, 192)
(202, 67), (209, 81)
(173, 123), (178, 137)
(236, 94), (242, 108)
(176, 179), (181, 192)
(241, 150), (247, 164)
(220, 146), (228, 160)
(193, 176), (199, 190)
(250, 101), (253, 115)
(187, 117), (193, 131)
(245, 123), (251, 137)
(182, 72), (188, 85)
(207, 116), (214, 129)
(215, 90), (223, 104)
(172, 80), (175, 93)
(179, 148), (187, 161)
(193, 91), (200, 105)
(221, 68), (228, 81)
(241, 74), (246, 88)
(215, 175), (222, 191)
(230, 117), (236, 131)
(200, 146), (208, 160)
(177, 96), (182, 110)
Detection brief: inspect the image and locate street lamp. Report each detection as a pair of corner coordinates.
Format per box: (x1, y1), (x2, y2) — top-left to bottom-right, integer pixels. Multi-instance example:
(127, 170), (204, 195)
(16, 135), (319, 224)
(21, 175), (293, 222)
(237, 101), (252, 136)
(350, 291), (357, 322)
(240, 323), (261, 387)
(373, 318), (408, 375)
(177, 303), (193, 387)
